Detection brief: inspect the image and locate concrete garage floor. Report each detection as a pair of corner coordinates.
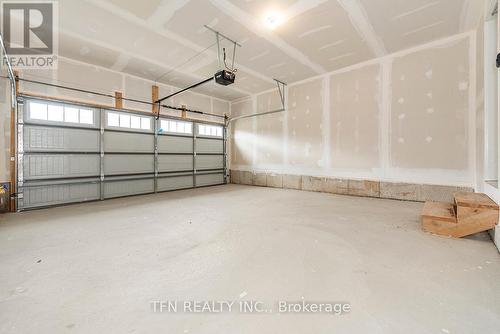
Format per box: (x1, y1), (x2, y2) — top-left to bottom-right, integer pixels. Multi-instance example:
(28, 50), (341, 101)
(1, 185), (499, 334)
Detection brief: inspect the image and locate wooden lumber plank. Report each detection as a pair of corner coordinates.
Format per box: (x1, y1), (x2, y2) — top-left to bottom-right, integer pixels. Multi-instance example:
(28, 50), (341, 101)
(454, 192), (499, 210)
(421, 202), (457, 223)
(422, 217), (497, 238)
(181, 105), (187, 119)
(422, 203), (498, 238)
(152, 85), (158, 115)
(422, 217), (458, 236)
(422, 193), (499, 238)
(455, 192), (499, 224)
(457, 206), (493, 221)
(452, 210), (499, 237)
(115, 91), (123, 109)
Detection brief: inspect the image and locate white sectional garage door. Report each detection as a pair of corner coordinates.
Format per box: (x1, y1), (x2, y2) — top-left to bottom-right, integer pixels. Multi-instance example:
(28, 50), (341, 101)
(17, 97), (226, 210)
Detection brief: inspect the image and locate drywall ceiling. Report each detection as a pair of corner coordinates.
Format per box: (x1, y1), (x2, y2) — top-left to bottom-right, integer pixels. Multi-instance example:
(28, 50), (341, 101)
(56, 0), (484, 101)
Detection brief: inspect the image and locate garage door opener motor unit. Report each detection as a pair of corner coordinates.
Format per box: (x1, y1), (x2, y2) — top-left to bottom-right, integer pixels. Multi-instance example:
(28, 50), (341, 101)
(215, 69), (235, 86)
(154, 25), (240, 115)
(211, 25), (239, 86)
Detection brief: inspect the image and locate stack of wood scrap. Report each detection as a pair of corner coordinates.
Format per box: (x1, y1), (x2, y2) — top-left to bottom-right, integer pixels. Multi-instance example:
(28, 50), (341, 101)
(421, 192), (499, 238)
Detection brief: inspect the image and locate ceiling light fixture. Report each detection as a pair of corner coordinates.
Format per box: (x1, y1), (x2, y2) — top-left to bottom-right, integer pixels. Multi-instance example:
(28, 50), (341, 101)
(263, 11), (284, 30)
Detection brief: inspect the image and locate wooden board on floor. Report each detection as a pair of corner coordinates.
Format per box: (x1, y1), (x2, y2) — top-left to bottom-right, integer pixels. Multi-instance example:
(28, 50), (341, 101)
(454, 192), (499, 210)
(421, 201), (457, 223)
(422, 218), (458, 237)
(452, 210), (499, 237)
(455, 192), (499, 226)
(422, 198), (498, 238)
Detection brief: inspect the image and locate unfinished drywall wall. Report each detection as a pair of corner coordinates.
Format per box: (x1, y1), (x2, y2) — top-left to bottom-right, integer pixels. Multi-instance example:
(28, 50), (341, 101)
(230, 32), (476, 187)
(330, 64), (381, 171)
(212, 98), (230, 117)
(255, 91), (284, 167)
(287, 78), (325, 169)
(390, 38), (469, 170)
(230, 98), (254, 167)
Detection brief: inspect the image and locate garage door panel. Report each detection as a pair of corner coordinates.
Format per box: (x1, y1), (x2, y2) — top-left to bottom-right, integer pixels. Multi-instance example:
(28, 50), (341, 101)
(196, 173), (224, 186)
(158, 155), (193, 172)
(104, 155), (154, 175)
(104, 178), (154, 198)
(196, 138), (223, 154)
(157, 175), (193, 191)
(104, 132), (154, 153)
(22, 182), (100, 208)
(23, 154), (100, 180)
(18, 98), (227, 210)
(24, 125), (99, 152)
(195, 155), (224, 170)
(158, 135), (193, 153)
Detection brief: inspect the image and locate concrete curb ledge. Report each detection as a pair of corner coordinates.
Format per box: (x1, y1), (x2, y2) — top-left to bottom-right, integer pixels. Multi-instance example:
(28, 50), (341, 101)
(229, 170), (473, 203)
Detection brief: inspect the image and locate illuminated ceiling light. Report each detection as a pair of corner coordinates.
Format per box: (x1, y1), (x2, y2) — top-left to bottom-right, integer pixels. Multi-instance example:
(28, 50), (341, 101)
(262, 11), (284, 30)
